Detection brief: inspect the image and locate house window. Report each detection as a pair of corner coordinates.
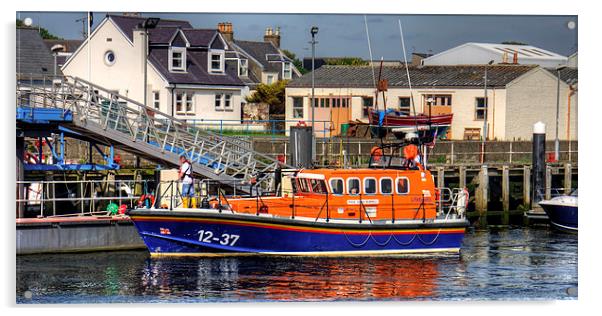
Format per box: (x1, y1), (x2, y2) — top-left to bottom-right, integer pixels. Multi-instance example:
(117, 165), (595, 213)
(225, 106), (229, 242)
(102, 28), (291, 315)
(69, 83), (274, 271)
(292, 97), (303, 118)
(425, 94), (452, 106)
(266, 74), (275, 85)
(224, 94), (232, 110)
(170, 48), (186, 72)
(399, 97), (411, 115)
(215, 94), (223, 109)
(152, 91), (160, 109)
(475, 97), (488, 120)
(239, 59), (248, 77)
(464, 128), (481, 140)
(209, 52), (224, 73)
(104, 50), (116, 66)
(282, 62), (292, 80)
(175, 91), (193, 114)
(362, 97), (373, 117)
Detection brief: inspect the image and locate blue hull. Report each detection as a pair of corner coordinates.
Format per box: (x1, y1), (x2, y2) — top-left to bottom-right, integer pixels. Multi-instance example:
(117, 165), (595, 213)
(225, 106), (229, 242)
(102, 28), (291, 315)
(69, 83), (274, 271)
(128, 210), (468, 256)
(540, 203), (578, 232)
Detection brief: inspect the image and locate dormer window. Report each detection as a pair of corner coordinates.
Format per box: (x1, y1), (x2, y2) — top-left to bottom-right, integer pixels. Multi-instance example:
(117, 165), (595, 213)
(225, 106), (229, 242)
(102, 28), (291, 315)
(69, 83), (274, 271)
(169, 47), (186, 72)
(239, 58), (248, 77)
(283, 61), (292, 80)
(209, 50), (224, 73)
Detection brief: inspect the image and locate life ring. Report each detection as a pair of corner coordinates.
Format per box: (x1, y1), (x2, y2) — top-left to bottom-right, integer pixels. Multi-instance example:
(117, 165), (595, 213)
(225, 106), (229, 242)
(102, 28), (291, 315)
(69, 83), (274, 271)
(137, 194), (155, 208)
(370, 146), (383, 162)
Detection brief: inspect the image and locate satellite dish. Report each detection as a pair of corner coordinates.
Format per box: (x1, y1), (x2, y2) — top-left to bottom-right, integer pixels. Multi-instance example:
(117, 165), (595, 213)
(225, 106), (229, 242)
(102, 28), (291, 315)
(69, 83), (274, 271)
(23, 17), (32, 27)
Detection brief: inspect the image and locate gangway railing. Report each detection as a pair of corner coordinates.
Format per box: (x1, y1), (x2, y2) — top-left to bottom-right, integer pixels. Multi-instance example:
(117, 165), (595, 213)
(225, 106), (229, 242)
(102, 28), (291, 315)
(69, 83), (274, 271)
(16, 76), (290, 192)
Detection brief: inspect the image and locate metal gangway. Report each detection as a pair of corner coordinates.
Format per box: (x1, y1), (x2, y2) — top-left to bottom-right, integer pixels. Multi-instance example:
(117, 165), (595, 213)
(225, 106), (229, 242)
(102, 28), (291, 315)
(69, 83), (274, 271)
(16, 76), (289, 192)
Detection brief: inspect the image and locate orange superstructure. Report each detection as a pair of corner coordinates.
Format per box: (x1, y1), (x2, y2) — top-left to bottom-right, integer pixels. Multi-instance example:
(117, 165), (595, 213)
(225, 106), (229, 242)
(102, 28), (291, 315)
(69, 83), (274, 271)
(224, 167), (437, 222)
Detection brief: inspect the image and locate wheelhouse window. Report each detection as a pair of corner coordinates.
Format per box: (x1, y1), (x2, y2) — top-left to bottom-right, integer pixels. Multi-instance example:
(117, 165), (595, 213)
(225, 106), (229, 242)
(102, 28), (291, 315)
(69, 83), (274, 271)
(475, 97), (488, 120)
(362, 96), (373, 117)
(348, 178), (360, 195)
(425, 94), (452, 107)
(292, 97), (304, 118)
(396, 177), (409, 195)
(215, 94), (223, 110)
(209, 51), (224, 73)
(175, 91), (194, 115)
(152, 91), (160, 109)
(282, 62), (292, 80)
(364, 178), (377, 195)
(309, 179), (327, 194)
(239, 58), (248, 77)
(380, 178), (393, 194)
(398, 97), (411, 115)
(330, 178), (344, 195)
(169, 47), (186, 72)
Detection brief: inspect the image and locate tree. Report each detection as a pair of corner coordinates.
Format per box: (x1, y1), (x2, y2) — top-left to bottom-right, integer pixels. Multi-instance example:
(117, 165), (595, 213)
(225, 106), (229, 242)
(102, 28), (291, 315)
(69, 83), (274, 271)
(16, 19), (62, 40)
(325, 57), (368, 66)
(281, 49), (308, 75)
(245, 80), (289, 116)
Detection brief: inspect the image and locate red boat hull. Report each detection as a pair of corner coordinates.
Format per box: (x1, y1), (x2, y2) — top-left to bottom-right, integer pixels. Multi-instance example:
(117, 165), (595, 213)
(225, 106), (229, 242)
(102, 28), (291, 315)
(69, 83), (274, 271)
(370, 110), (453, 127)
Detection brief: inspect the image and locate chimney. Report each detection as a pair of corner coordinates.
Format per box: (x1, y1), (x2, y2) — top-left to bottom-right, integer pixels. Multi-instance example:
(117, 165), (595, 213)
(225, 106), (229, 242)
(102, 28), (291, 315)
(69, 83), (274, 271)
(512, 51), (518, 64)
(264, 26), (281, 48)
(502, 52), (509, 64)
(218, 22), (234, 42)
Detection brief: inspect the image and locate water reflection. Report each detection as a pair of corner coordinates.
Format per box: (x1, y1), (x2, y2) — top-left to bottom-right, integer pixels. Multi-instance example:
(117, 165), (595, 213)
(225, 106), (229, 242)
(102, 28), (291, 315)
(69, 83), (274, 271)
(16, 228), (577, 303)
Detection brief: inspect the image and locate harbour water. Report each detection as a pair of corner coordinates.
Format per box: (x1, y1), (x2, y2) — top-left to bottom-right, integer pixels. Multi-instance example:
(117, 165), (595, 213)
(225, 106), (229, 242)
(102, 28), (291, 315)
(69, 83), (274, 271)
(16, 227), (577, 303)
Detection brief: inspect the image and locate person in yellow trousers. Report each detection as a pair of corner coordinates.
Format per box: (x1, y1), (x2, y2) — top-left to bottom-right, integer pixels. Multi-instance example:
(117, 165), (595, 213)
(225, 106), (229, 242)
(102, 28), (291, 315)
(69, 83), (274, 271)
(178, 154), (196, 208)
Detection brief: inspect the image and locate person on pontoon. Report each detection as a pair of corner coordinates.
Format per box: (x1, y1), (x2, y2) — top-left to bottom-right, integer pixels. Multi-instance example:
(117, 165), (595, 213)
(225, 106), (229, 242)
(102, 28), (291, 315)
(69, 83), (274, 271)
(179, 154), (195, 208)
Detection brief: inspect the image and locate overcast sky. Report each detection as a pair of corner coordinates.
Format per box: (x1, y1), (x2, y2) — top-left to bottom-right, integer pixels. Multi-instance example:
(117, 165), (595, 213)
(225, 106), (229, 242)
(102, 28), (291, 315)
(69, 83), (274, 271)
(17, 12), (578, 59)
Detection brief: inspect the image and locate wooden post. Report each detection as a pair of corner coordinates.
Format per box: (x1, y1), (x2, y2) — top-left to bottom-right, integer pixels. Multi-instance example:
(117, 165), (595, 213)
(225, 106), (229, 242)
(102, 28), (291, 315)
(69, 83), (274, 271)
(545, 165), (552, 200)
(476, 165), (488, 227)
(502, 165), (510, 225)
(523, 165), (531, 207)
(437, 167), (444, 189)
(564, 163), (572, 194)
(459, 166), (466, 189)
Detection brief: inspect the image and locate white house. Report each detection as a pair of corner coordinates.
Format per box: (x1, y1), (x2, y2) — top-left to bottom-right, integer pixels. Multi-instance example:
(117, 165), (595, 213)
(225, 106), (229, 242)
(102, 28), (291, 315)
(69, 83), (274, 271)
(285, 64), (577, 141)
(422, 42), (567, 68)
(62, 15), (246, 122)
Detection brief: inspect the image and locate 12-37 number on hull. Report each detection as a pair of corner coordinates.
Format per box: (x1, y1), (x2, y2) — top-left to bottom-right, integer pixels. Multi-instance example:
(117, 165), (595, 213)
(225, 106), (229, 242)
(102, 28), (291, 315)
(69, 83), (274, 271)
(198, 230), (240, 246)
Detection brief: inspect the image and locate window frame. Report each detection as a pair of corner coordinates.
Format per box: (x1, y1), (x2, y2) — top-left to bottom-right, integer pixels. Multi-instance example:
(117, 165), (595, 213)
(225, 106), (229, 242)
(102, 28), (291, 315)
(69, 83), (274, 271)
(214, 93), (224, 110)
(282, 61), (292, 80)
(238, 58), (248, 77)
(474, 97), (488, 120)
(175, 91), (194, 115)
(329, 178), (345, 195)
(363, 177), (377, 195)
(224, 94), (232, 111)
(347, 177), (361, 196)
(362, 96), (374, 117)
(169, 47), (186, 72)
(292, 97), (304, 118)
(208, 50), (225, 73)
(398, 97), (411, 115)
(152, 91), (160, 110)
(266, 74), (275, 85)
(379, 177), (393, 195)
(395, 177), (410, 195)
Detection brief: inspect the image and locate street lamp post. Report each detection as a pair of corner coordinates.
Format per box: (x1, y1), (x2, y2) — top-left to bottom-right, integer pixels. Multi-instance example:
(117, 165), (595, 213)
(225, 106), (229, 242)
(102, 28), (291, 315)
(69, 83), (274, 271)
(140, 18), (160, 109)
(555, 65), (567, 161)
(310, 26), (318, 162)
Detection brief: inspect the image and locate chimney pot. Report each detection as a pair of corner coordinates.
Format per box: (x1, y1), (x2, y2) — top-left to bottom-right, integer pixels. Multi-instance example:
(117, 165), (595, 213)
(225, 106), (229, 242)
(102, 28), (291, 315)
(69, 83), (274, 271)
(512, 51), (518, 64)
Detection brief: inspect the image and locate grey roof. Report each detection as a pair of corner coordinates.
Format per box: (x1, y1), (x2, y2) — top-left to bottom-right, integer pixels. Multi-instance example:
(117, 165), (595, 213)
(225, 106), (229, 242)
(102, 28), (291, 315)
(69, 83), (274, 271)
(545, 67), (578, 85)
(233, 40), (287, 73)
(43, 39), (83, 53)
(148, 48), (244, 86)
(108, 15), (192, 42)
(287, 64), (538, 88)
(17, 27), (61, 77)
